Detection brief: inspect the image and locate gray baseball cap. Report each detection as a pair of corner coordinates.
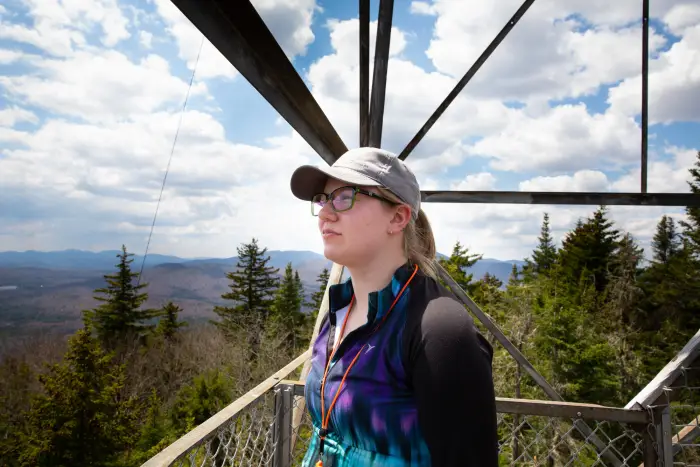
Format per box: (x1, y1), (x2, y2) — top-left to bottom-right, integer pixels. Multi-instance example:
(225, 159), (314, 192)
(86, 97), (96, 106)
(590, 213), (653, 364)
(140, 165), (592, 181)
(290, 147), (421, 219)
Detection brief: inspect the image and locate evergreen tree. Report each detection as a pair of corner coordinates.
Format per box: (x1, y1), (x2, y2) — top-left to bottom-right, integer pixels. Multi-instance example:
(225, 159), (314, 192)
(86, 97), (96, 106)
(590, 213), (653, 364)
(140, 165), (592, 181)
(532, 283), (620, 405)
(19, 329), (140, 467)
(270, 262), (306, 347)
(438, 241), (482, 295)
(170, 370), (231, 435)
(307, 267), (330, 314)
(507, 264), (522, 287)
(679, 151), (700, 257)
(155, 301), (188, 340)
(82, 245), (156, 351)
(212, 238), (279, 336)
(530, 213), (558, 276)
(558, 207), (620, 295)
(0, 356), (34, 464)
(651, 215), (680, 264)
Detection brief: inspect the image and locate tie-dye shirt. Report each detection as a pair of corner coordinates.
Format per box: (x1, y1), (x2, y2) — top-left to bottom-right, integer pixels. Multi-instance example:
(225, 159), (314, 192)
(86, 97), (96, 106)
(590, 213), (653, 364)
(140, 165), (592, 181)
(302, 264), (498, 467)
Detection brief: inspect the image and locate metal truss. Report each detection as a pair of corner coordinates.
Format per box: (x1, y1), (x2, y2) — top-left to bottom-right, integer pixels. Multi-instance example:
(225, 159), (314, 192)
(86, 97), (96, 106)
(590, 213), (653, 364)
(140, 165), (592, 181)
(169, 0), (699, 207)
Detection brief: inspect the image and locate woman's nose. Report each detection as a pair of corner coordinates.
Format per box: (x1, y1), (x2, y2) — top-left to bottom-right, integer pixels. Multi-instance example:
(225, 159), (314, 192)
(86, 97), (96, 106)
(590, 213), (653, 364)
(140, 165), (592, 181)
(318, 202), (337, 222)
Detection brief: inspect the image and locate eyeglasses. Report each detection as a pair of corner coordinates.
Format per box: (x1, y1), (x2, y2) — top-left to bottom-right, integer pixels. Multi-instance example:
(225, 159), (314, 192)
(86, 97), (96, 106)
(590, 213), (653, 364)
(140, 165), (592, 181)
(311, 186), (397, 216)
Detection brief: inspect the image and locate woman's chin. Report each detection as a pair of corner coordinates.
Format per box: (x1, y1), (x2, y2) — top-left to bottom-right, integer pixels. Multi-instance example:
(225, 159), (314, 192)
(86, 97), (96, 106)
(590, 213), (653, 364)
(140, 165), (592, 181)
(323, 244), (347, 265)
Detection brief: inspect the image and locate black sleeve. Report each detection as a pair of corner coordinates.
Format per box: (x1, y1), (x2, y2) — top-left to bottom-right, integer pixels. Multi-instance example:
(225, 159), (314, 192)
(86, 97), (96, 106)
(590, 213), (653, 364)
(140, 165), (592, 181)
(404, 296), (499, 466)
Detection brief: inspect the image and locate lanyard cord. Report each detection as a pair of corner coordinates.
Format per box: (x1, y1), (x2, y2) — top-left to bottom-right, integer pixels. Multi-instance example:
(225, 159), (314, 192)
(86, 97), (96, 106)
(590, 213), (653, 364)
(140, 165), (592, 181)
(317, 264), (419, 461)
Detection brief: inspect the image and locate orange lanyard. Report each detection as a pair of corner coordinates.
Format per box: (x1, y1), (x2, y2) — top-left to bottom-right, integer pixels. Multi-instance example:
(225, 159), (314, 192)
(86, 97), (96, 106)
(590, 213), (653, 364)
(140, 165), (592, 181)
(316, 265), (419, 465)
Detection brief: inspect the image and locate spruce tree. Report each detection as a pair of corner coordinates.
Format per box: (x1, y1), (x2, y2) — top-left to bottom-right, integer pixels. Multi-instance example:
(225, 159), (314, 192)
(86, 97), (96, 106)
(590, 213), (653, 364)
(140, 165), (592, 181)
(155, 301), (188, 340)
(307, 267), (330, 314)
(507, 264), (521, 287)
(19, 329), (140, 467)
(651, 215), (680, 264)
(558, 207), (620, 295)
(270, 263), (307, 351)
(438, 241), (482, 295)
(212, 238), (279, 337)
(82, 245), (156, 351)
(530, 213), (558, 276)
(679, 151), (700, 257)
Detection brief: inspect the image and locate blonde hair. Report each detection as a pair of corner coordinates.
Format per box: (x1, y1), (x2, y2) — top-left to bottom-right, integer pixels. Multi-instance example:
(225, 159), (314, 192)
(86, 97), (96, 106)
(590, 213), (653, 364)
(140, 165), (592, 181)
(377, 187), (438, 279)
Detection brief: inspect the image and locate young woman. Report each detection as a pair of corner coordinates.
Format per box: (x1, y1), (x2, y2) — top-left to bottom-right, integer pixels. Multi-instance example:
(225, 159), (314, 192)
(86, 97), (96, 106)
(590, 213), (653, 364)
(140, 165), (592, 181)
(289, 147), (498, 467)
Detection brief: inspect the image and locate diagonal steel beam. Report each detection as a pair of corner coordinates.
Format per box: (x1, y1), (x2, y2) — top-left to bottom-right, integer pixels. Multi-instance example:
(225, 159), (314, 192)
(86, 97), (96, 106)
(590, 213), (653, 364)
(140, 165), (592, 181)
(421, 190), (700, 206)
(641, 0), (650, 193)
(437, 265), (624, 467)
(359, 0), (371, 147)
(399, 0), (537, 160)
(169, 0), (347, 165)
(368, 0), (394, 148)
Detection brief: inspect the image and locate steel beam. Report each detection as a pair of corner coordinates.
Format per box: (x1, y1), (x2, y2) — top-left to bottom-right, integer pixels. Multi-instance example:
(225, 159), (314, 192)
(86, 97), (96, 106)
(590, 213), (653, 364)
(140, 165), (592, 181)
(641, 0), (650, 193)
(399, 0), (537, 160)
(359, 0), (370, 147)
(421, 191), (700, 206)
(368, 0), (394, 148)
(169, 0), (347, 165)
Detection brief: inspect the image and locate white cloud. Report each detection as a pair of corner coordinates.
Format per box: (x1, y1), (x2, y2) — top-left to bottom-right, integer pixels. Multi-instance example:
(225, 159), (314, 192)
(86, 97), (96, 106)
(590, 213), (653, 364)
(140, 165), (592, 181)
(0, 49), (22, 64)
(410, 1), (437, 16)
(466, 103), (642, 172)
(0, 50), (208, 123)
(0, 0), (129, 56)
(0, 106), (39, 127)
(0, 109), (321, 255)
(664, 3), (700, 36)
(607, 23), (700, 123)
(140, 30), (153, 49)
(519, 170), (610, 192)
(420, 0), (669, 102)
(452, 172), (497, 191)
(151, 0), (318, 80)
(612, 146), (697, 193)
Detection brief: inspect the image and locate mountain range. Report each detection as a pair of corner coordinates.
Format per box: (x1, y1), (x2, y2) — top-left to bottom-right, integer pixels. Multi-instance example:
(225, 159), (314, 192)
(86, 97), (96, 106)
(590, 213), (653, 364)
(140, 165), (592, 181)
(0, 249), (525, 338)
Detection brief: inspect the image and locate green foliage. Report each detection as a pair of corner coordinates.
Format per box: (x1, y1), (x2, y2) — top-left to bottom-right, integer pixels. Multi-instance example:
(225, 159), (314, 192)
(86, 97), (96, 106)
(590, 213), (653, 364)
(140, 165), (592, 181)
(154, 301), (187, 340)
(82, 245), (156, 351)
(532, 287), (620, 405)
(170, 370), (231, 435)
(212, 238), (279, 336)
(558, 207), (620, 296)
(269, 262), (307, 351)
(527, 212), (558, 277)
(438, 241), (482, 295)
(0, 356), (34, 465)
(307, 267), (330, 314)
(652, 215), (680, 264)
(679, 151), (700, 257)
(18, 329), (140, 467)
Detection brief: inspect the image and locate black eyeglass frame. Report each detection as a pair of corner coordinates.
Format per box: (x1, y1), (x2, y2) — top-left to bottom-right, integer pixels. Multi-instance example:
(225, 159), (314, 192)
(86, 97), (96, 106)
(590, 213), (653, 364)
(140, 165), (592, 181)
(310, 185), (398, 216)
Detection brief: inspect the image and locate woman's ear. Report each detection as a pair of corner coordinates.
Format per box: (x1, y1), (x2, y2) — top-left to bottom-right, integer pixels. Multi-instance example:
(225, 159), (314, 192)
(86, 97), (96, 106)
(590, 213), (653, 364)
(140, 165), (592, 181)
(389, 205), (412, 233)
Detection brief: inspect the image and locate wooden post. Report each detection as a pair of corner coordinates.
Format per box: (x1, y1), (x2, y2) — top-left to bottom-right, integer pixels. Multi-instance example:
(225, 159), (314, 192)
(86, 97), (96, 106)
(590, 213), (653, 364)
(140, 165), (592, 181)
(273, 383), (293, 467)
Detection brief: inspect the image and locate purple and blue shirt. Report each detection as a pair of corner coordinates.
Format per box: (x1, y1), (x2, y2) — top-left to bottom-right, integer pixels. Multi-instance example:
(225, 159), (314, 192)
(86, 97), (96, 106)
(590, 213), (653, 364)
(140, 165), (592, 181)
(302, 264), (498, 466)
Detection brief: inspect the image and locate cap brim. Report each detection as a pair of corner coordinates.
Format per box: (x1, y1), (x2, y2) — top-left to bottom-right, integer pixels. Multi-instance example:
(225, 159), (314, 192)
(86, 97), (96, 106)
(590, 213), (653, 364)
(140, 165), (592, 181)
(290, 165), (381, 201)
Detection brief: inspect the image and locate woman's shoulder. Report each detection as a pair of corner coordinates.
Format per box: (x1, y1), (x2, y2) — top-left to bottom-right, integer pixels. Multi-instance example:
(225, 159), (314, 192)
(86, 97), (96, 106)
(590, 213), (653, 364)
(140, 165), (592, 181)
(404, 272), (493, 361)
(409, 271), (471, 322)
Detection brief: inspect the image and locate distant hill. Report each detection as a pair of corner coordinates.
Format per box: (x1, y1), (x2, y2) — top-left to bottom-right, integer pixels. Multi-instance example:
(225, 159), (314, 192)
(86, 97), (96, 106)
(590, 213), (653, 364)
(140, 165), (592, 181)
(0, 249), (525, 337)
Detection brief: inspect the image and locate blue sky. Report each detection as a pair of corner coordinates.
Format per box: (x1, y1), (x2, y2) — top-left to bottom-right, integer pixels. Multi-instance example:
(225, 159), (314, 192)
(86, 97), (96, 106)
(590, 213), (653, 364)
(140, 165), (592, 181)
(0, 0), (698, 261)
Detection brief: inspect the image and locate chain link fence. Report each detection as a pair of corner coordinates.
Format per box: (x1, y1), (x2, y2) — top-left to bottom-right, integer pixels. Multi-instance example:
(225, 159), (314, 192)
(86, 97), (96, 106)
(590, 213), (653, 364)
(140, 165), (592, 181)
(151, 380), (660, 467)
(645, 365), (700, 466)
(141, 334), (700, 467)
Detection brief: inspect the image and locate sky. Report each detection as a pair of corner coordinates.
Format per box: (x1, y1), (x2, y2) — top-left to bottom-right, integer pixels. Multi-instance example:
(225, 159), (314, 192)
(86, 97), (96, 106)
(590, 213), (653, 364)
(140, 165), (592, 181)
(0, 0), (699, 262)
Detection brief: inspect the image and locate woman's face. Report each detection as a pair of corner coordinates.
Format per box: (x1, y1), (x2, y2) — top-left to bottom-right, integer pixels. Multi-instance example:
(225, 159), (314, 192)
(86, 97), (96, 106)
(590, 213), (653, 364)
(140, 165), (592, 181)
(316, 178), (403, 267)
